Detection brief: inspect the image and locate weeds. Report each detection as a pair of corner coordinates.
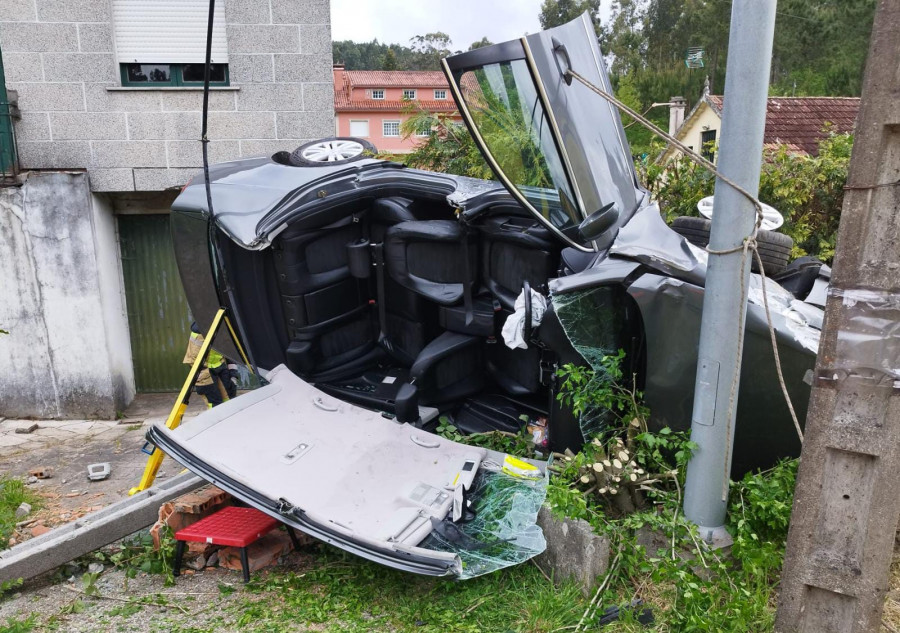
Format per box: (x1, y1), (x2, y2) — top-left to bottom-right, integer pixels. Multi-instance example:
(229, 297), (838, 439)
(0, 477), (39, 548)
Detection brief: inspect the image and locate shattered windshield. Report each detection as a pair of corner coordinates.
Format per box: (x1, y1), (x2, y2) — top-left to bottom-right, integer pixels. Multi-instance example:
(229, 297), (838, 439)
(456, 60), (581, 234)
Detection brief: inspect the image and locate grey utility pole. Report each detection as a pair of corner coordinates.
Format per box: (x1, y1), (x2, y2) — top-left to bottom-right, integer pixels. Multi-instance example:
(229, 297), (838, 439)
(681, 0), (777, 544)
(776, 2), (900, 631)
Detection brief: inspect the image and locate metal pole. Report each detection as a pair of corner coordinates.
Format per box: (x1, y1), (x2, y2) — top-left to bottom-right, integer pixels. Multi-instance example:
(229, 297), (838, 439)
(682, 0), (777, 544)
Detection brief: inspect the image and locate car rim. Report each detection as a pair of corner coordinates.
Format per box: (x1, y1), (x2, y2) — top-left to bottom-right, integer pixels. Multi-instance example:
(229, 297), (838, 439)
(300, 140), (366, 162)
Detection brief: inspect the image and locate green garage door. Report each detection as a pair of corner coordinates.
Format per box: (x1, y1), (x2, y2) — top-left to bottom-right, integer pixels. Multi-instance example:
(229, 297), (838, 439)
(119, 214), (193, 392)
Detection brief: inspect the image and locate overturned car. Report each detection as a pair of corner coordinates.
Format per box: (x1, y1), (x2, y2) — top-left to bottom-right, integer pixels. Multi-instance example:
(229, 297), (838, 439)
(150, 14), (825, 577)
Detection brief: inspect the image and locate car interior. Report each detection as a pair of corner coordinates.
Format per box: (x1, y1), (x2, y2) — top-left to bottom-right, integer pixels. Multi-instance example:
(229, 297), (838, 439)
(216, 193), (593, 443)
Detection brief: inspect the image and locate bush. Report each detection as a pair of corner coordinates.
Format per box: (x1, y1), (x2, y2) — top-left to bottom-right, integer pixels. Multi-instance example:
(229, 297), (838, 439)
(640, 130), (852, 263)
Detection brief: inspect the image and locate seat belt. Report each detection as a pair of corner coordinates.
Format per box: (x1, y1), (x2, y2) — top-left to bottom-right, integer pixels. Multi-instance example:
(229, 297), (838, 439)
(460, 222), (474, 326)
(372, 242), (393, 355)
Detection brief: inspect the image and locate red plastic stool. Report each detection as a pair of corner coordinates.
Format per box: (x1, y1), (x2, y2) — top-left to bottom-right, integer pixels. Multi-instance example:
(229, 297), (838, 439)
(173, 506), (302, 582)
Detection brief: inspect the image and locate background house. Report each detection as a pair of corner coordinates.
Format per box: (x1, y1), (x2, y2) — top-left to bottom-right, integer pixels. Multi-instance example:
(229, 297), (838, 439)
(661, 81), (860, 163)
(332, 65), (460, 154)
(0, 0), (334, 419)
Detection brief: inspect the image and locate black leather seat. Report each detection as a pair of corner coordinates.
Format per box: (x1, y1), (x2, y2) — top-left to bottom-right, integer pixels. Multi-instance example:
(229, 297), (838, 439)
(479, 215), (560, 395)
(479, 215), (559, 310)
(273, 210), (379, 380)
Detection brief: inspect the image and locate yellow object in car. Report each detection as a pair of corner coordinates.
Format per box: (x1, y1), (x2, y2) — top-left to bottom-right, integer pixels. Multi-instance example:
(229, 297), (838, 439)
(502, 455), (541, 479)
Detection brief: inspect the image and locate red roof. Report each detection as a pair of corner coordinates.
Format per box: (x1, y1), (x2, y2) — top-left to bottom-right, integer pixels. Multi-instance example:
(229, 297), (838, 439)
(342, 70), (449, 88)
(706, 95), (859, 155)
(333, 68), (458, 113)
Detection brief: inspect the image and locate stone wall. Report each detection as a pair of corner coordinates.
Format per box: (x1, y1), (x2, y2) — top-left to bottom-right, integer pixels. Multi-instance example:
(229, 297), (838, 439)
(0, 0), (334, 192)
(0, 172), (133, 418)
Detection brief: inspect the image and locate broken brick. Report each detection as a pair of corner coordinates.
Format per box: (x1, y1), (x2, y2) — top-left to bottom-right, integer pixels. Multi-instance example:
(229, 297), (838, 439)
(172, 485), (231, 515)
(31, 524), (50, 538)
(28, 467), (52, 479)
(218, 530), (294, 574)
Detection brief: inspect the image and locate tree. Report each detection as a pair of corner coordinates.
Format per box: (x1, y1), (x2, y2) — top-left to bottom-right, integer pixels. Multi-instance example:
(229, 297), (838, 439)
(409, 32), (453, 70)
(538, 0), (602, 36)
(381, 48), (398, 70)
(468, 37), (493, 51)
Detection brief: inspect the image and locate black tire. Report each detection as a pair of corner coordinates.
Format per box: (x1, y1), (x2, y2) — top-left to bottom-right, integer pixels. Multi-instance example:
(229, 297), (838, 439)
(670, 216), (793, 275)
(289, 137), (377, 167)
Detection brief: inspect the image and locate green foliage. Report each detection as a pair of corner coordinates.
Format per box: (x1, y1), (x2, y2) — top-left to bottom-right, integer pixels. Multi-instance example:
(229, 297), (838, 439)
(642, 131), (852, 262)
(333, 31), (493, 71)
(0, 477), (39, 548)
(397, 108), (492, 180)
(92, 528), (177, 586)
(0, 614), (36, 633)
(435, 418), (534, 458)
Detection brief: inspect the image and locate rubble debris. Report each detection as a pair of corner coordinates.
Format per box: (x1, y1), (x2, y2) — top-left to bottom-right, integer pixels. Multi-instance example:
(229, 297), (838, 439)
(28, 467), (52, 479)
(30, 524), (50, 538)
(86, 462), (111, 481)
(219, 530), (294, 574)
(25, 476), (38, 485)
(14, 502), (32, 519)
(87, 563), (104, 574)
(15, 424), (39, 434)
(150, 484), (232, 550)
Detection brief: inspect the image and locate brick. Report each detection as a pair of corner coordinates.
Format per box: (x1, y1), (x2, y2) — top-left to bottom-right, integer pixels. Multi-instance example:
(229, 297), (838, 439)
(88, 168), (134, 192)
(37, 0), (110, 22)
(0, 0), (36, 21)
(300, 24), (331, 55)
(166, 140), (241, 168)
(273, 54), (332, 83)
(14, 113), (51, 142)
(0, 22), (78, 52)
(219, 530), (294, 573)
(302, 83), (334, 113)
(236, 83), (303, 112)
(207, 111), (276, 140)
(172, 485), (232, 514)
(77, 23), (112, 53)
(226, 24), (299, 54)
(228, 54), (275, 84)
(159, 90), (235, 112)
(50, 112), (126, 140)
(240, 139), (304, 158)
(1, 53), (42, 83)
(42, 53), (117, 83)
(276, 111), (333, 139)
(272, 0), (330, 24)
(17, 141), (91, 169)
(132, 168), (198, 191)
(84, 84), (161, 112)
(91, 141), (166, 168)
(225, 0), (272, 24)
(31, 524), (51, 538)
(128, 112), (202, 141)
(8, 82), (84, 112)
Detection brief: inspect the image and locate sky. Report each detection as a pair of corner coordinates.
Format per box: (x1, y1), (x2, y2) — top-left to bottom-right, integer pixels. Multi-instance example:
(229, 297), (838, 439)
(331, 0), (547, 50)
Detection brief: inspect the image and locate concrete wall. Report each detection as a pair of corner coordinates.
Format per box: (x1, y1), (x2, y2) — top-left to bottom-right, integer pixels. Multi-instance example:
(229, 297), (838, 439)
(0, 0), (335, 192)
(0, 172), (132, 418)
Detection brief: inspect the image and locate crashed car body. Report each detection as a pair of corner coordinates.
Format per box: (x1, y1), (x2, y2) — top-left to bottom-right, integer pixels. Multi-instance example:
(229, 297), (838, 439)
(152, 14), (825, 577)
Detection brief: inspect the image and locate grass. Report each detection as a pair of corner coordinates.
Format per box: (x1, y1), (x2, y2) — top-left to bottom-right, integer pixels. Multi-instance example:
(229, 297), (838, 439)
(0, 477), (39, 548)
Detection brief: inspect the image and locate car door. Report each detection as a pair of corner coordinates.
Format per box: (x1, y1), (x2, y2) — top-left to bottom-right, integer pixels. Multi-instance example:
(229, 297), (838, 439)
(148, 365), (547, 578)
(443, 12), (647, 252)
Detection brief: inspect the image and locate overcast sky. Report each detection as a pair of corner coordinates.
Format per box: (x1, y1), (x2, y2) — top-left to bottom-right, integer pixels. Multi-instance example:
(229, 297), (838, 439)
(331, 0), (608, 50)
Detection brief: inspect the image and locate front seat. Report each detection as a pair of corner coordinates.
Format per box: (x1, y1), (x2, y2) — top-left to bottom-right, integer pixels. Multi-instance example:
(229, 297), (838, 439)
(383, 220), (485, 420)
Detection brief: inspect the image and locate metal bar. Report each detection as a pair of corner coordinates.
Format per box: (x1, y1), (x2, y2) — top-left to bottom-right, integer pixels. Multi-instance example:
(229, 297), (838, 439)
(0, 472), (203, 585)
(682, 0), (777, 544)
(129, 308), (226, 495)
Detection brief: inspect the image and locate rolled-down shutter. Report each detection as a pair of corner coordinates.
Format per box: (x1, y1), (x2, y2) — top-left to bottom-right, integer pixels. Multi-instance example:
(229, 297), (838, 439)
(112, 0), (229, 64)
(349, 121), (369, 137)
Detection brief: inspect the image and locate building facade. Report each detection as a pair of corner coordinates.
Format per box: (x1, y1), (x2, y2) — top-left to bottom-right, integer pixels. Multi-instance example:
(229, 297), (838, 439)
(333, 66), (460, 154)
(661, 81), (859, 163)
(0, 0), (334, 418)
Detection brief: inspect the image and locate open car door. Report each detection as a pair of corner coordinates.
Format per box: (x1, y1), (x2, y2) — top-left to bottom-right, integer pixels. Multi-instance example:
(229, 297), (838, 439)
(443, 13), (647, 252)
(148, 366), (547, 578)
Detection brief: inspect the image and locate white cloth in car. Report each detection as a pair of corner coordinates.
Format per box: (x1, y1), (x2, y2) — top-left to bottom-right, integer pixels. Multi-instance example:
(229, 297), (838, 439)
(501, 289), (547, 349)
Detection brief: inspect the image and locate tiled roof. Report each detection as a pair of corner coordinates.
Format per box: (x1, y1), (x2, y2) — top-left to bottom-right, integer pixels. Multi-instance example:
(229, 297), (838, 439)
(333, 68), (458, 112)
(345, 70), (449, 88)
(706, 95), (859, 155)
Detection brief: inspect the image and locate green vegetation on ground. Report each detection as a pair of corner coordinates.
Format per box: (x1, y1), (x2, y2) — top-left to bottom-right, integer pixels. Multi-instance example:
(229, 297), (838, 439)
(0, 477), (39, 549)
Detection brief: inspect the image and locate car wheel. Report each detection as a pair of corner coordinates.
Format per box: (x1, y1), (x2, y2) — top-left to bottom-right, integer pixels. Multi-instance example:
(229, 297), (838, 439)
(670, 216), (793, 275)
(289, 137), (377, 166)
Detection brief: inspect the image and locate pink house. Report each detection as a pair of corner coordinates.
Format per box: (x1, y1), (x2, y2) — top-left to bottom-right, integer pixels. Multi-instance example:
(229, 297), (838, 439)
(333, 65), (462, 154)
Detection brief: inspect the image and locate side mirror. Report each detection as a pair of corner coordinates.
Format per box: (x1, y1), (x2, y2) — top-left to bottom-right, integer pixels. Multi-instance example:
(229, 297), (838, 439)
(578, 202), (619, 241)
